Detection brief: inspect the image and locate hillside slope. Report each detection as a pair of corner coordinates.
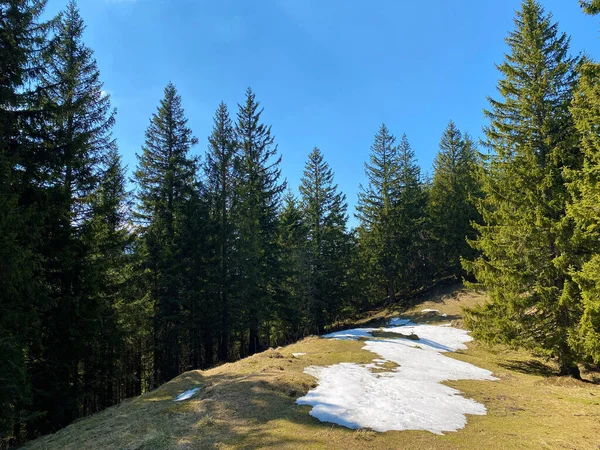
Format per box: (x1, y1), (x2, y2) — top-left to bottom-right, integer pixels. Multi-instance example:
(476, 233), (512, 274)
(23, 287), (600, 449)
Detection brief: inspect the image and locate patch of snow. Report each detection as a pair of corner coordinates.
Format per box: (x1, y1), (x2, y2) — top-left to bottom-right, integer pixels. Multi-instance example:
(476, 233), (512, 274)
(322, 328), (375, 340)
(297, 321), (498, 434)
(292, 352), (307, 358)
(389, 318), (411, 326)
(442, 313), (448, 317)
(174, 387), (200, 402)
(421, 308), (440, 314)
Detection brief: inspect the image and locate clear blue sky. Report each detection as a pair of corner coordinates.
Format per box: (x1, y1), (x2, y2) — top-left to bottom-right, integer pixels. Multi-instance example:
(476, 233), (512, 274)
(44, 0), (599, 227)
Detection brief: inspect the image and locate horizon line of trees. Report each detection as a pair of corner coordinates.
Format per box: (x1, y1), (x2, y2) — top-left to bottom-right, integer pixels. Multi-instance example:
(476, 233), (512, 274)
(2, 0), (600, 447)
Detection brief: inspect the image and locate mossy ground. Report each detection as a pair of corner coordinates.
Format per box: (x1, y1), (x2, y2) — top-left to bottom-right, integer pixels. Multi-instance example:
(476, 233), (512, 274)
(23, 286), (600, 449)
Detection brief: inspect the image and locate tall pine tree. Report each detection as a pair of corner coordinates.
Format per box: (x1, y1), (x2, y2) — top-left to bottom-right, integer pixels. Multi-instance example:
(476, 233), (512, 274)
(234, 88), (285, 354)
(299, 148), (349, 333)
(204, 102), (237, 361)
(566, 3), (600, 364)
(276, 191), (310, 341)
(133, 82), (198, 385)
(82, 146), (131, 414)
(429, 121), (480, 279)
(356, 124), (401, 301)
(464, 0), (581, 376)
(0, 0), (50, 442)
(394, 134), (428, 293)
(30, 0), (119, 432)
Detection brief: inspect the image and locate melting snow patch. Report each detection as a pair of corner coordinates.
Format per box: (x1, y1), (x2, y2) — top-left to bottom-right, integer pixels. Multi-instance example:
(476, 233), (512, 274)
(174, 387), (200, 402)
(297, 321), (498, 434)
(389, 318), (411, 326)
(421, 308), (440, 314)
(323, 328), (374, 340)
(292, 352), (307, 358)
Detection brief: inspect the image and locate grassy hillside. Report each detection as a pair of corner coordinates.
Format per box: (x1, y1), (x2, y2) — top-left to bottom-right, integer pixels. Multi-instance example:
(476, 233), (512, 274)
(23, 287), (600, 450)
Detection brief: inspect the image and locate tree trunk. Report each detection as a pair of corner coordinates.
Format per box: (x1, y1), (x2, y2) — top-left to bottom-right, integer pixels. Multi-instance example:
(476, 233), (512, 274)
(558, 349), (581, 379)
(203, 330), (214, 369)
(248, 326), (260, 355)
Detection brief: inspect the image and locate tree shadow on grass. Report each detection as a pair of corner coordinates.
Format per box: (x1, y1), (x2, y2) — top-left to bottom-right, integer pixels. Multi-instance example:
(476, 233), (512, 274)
(498, 359), (556, 377)
(168, 370), (335, 449)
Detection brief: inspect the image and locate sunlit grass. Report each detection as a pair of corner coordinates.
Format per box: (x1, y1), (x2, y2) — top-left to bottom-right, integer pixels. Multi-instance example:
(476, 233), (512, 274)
(23, 286), (600, 449)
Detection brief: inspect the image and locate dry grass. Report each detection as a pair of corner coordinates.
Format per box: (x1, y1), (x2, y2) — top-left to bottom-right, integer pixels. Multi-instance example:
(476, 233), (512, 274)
(22, 286), (600, 450)
(370, 330), (420, 340)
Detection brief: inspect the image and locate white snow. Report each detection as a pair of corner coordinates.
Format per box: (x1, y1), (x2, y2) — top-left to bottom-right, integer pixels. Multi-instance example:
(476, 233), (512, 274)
(292, 352), (307, 358)
(323, 328), (375, 340)
(389, 318), (411, 326)
(421, 308), (440, 314)
(296, 321), (498, 435)
(173, 387), (200, 402)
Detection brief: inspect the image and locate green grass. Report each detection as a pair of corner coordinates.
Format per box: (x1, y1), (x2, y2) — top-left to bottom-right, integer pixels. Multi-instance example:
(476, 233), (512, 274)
(22, 286), (600, 449)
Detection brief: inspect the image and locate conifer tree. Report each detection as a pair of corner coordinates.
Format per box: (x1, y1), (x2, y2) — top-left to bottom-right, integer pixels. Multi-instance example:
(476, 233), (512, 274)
(30, 0), (120, 431)
(464, 0), (581, 376)
(133, 82), (198, 385)
(299, 148), (349, 333)
(0, 0), (50, 441)
(276, 191), (310, 341)
(429, 122), (480, 279)
(234, 88), (286, 354)
(394, 134), (428, 293)
(356, 124), (401, 301)
(204, 102), (237, 361)
(567, 1), (600, 364)
(177, 183), (213, 369)
(580, 0), (600, 14)
(83, 147), (131, 414)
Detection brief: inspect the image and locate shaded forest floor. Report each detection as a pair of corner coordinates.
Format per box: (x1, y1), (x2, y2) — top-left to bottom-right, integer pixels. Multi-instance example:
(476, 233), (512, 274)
(22, 285), (600, 449)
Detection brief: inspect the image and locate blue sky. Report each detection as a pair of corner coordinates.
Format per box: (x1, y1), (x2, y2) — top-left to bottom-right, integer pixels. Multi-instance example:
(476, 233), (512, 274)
(44, 0), (599, 227)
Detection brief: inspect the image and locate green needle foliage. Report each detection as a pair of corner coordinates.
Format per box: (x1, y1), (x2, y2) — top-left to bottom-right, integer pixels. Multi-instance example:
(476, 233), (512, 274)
(30, 0), (123, 433)
(204, 102), (237, 362)
(276, 191), (310, 341)
(568, 62), (600, 364)
(580, 0), (600, 15)
(133, 82), (198, 386)
(429, 121), (481, 279)
(464, 0), (582, 376)
(356, 127), (430, 303)
(394, 134), (429, 293)
(234, 88), (286, 355)
(567, 3), (600, 364)
(356, 124), (401, 301)
(0, 0), (51, 442)
(299, 148), (350, 333)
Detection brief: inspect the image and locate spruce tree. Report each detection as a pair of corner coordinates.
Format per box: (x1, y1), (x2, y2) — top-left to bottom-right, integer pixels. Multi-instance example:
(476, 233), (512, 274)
(394, 134), (428, 293)
(177, 183), (213, 369)
(429, 122), (480, 279)
(29, 0), (120, 431)
(299, 147), (349, 333)
(133, 82), (198, 385)
(83, 147), (131, 413)
(568, 57), (600, 363)
(234, 88), (285, 354)
(464, 0), (581, 376)
(356, 124), (401, 301)
(580, 0), (600, 14)
(276, 191), (310, 341)
(204, 102), (237, 361)
(0, 0), (50, 442)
